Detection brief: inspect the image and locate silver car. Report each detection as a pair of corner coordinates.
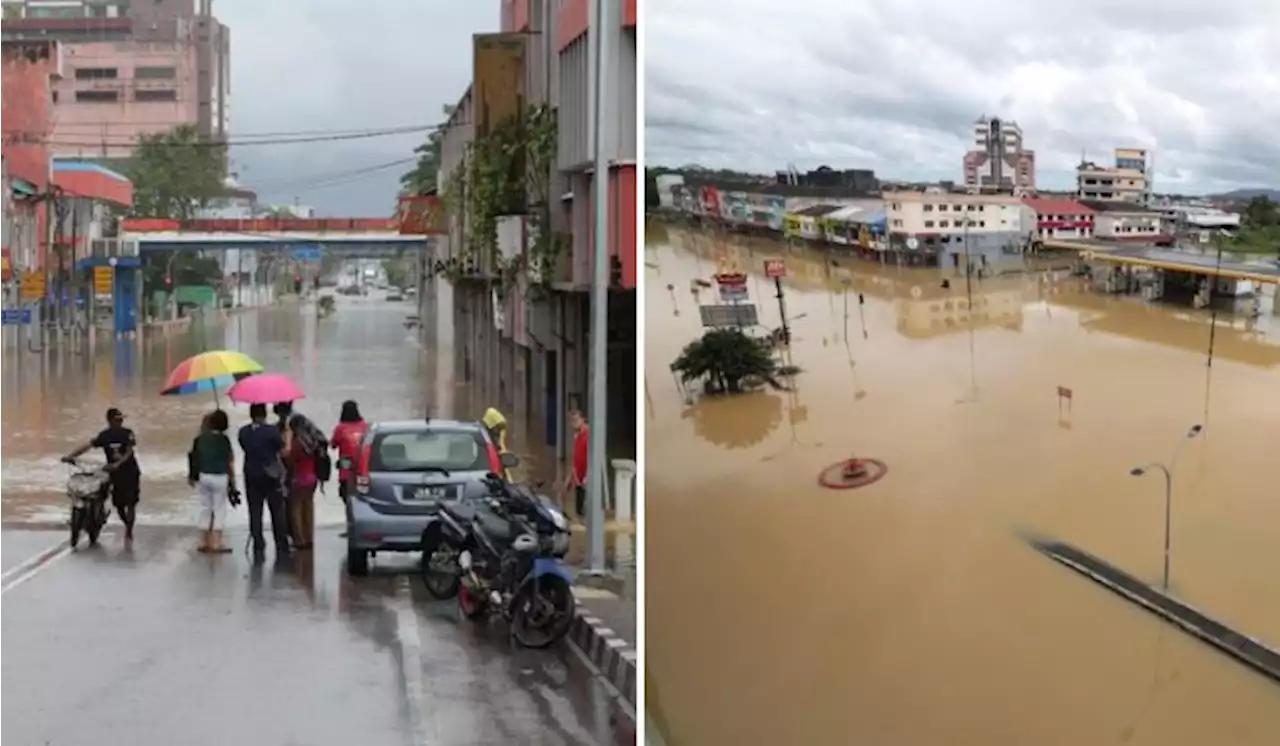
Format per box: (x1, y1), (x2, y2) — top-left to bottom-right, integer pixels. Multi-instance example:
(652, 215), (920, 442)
(345, 418), (503, 575)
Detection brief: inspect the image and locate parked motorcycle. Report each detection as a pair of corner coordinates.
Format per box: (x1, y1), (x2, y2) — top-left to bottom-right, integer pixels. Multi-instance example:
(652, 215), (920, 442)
(419, 451), (535, 600)
(422, 457), (575, 648)
(66, 462), (110, 548)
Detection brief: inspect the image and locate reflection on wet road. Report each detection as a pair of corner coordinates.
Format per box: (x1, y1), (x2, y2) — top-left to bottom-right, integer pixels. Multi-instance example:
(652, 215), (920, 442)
(645, 226), (1280, 745)
(3, 298), (626, 745)
(2, 298), (450, 526)
(1, 527), (625, 746)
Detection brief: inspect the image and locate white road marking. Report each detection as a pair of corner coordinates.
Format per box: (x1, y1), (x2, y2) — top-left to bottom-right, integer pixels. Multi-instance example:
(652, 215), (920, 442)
(388, 576), (436, 745)
(1, 540), (71, 595)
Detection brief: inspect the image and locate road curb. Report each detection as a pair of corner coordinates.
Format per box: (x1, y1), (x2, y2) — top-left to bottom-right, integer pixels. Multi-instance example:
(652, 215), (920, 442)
(569, 609), (637, 705)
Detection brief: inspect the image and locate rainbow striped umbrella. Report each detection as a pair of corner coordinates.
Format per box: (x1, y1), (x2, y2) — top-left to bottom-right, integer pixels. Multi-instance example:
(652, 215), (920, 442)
(161, 349), (264, 398)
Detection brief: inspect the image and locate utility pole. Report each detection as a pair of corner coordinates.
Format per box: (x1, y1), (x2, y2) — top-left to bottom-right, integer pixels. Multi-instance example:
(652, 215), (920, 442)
(585, 0), (614, 575)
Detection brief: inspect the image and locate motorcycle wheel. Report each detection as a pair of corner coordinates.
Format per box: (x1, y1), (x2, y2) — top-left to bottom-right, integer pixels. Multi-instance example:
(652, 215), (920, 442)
(69, 507), (85, 548)
(457, 582), (488, 621)
(510, 576), (575, 649)
(420, 543), (462, 600)
(86, 504), (104, 545)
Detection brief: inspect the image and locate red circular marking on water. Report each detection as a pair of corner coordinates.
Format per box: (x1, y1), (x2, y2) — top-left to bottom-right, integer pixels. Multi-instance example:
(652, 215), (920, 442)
(817, 458), (889, 490)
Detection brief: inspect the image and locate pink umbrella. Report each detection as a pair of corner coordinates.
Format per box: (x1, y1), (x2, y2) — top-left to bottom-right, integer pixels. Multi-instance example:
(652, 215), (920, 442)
(227, 373), (305, 405)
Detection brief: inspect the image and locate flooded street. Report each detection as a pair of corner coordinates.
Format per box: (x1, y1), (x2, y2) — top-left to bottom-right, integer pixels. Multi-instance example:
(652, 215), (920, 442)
(1, 295), (629, 745)
(645, 225), (1280, 745)
(1, 296), (452, 526)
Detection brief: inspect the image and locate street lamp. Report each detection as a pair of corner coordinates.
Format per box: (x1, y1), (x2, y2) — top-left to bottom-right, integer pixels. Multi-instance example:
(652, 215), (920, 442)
(1129, 424), (1203, 592)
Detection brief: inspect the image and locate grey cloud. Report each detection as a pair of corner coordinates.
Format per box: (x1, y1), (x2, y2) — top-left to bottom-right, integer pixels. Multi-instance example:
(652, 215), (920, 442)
(647, 0), (1280, 194)
(217, 0), (498, 215)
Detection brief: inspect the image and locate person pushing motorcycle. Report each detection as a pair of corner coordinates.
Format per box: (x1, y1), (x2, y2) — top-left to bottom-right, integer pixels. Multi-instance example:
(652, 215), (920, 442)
(62, 407), (141, 545)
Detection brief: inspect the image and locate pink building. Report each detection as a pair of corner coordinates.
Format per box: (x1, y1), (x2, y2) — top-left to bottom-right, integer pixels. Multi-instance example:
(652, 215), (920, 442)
(49, 40), (199, 160)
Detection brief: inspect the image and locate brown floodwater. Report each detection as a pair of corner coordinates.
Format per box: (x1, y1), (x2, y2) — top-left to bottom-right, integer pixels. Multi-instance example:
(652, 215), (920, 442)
(645, 224), (1280, 746)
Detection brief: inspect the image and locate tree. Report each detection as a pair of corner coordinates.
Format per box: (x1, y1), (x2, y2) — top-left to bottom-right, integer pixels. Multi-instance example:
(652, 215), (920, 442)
(127, 124), (227, 221)
(126, 124), (228, 289)
(399, 104), (455, 197)
(1243, 196), (1278, 228)
(670, 328), (785, 395)
(382, 257), (409, 288)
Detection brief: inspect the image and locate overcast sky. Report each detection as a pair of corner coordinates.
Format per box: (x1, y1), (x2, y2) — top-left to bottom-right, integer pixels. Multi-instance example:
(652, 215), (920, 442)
(646, 0), (1280, 195)
(218, 1), (497, 216)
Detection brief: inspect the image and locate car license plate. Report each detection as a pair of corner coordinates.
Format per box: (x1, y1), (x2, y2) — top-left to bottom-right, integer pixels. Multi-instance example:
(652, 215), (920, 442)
(413, 486), (448, 500)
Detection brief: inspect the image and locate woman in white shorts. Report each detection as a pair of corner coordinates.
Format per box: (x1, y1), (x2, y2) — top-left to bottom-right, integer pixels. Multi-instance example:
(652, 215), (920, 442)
(188, 410), (239, 553)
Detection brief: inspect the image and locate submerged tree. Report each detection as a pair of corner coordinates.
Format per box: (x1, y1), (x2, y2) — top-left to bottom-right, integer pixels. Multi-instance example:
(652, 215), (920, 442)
(670, 327), (786, 395)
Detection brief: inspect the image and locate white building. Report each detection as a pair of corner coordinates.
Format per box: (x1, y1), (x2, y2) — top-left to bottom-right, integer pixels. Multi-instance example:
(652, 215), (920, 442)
(885, 190), (1037, 268)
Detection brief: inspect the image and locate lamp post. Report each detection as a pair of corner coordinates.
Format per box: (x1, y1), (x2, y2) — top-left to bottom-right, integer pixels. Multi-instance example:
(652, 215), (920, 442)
(1129, 424), (1203, 592)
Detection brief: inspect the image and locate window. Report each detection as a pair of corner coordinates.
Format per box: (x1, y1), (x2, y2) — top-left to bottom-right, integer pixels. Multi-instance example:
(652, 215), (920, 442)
(978, 221), (986, 228)
(134, 66), (177, 80)
(924, 221), (935, 228)
(135, 89), (178, 102)
(369, 430), (487, 473)
(967, 204), (977, 211)
(891, 219), (903, 228)
(890, 202), (901, 211)
(938, 220), (949, 228)
(923, 204), (934, 212)
(75, 67), (118, 80)
(952, 205), (963, 212)
(75, 90), (120, 103)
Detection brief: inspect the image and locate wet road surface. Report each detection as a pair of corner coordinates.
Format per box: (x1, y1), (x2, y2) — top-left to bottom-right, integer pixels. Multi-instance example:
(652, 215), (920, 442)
(2, 526), (628, 746)
(645, 226), (1280, 745)
(2, 296), (628, 745)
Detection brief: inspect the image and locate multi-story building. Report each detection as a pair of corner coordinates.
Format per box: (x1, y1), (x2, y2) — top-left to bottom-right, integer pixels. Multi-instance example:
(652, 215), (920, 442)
(962, 116), (1036, 195)
(2, 39), (59, 276)
(1076, 148), (1151, 204)
(426, 0), (638, 474)
(884, 190), (1037, 268)
(2, 0), (230, 160)
(1022, 196), (1096, 241)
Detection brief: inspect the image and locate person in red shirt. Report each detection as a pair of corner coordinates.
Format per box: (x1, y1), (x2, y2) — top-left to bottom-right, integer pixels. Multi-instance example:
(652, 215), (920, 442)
(330, 400), (369, 505)
(563, 408), (590, 519)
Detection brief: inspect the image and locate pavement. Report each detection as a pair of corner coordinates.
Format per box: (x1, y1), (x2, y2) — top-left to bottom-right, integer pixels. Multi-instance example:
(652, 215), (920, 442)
(1, 525), (632, 746)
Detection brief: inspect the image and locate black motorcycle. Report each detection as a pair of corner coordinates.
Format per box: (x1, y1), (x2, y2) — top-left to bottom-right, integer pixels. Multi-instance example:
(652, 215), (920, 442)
(421, 462), (575, 648)
(420, 451), (526, 600)
(66, 462), (110, 548)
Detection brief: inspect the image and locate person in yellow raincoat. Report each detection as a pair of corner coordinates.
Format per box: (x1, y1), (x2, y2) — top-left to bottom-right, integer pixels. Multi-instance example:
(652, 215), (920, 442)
(481, 407), (512, 480)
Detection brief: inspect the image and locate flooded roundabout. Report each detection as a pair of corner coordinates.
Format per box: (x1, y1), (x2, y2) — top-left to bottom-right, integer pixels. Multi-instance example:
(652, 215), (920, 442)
(645, 223), (1280, 745)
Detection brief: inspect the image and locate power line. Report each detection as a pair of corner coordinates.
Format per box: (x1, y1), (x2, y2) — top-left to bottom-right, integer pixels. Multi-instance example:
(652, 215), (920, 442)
(7, 124), (438, 149)
(249, 157), (418, 193)
(48, 121), (437, 136)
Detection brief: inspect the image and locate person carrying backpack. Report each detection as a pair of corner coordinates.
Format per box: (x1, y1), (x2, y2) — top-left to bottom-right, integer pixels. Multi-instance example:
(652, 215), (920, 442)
(283, 413), (329, 551)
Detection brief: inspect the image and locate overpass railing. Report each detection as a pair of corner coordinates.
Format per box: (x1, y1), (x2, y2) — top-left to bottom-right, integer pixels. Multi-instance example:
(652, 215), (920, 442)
(121, 217), (399, 233)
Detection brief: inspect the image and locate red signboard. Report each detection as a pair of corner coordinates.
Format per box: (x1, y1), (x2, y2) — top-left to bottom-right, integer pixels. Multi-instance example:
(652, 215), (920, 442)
(764, 259), (786, 278)
(395, 195), (445, 235)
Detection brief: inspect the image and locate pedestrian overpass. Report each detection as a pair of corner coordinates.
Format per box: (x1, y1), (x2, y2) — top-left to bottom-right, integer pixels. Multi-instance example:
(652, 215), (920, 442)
(1041, 238), (1280, 285)
(119, 217), (430, 258)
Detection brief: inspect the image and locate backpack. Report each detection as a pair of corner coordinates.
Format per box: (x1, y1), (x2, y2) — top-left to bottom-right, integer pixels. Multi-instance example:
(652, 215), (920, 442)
(315, 446), (332, 482)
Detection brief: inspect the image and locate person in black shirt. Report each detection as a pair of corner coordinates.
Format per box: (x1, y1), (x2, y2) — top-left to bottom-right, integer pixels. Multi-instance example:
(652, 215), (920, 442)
(63, 407), (141, 544)
(238, 403), (290, 559)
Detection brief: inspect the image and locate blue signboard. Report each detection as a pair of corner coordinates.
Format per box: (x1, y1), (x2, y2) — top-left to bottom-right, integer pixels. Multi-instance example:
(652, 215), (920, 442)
(2, 308), (33, 326)
(293, 245), (323, 262)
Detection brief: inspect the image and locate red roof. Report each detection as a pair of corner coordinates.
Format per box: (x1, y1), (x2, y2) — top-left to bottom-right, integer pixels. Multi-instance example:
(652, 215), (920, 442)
(1023, 197), (1095, 215)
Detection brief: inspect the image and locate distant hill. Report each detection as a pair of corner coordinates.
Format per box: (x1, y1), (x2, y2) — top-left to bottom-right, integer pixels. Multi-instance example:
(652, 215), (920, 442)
(1210, 188), (1280, 201)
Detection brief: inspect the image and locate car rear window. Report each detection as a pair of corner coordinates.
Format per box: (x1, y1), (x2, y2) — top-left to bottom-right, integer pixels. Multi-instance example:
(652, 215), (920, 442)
(369, 430), (487, 473)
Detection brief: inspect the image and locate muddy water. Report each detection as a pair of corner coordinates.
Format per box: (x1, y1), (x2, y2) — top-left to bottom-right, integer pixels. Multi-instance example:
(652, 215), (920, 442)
(1, 297), (458, 527)
(645, 225), (1280, 746)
